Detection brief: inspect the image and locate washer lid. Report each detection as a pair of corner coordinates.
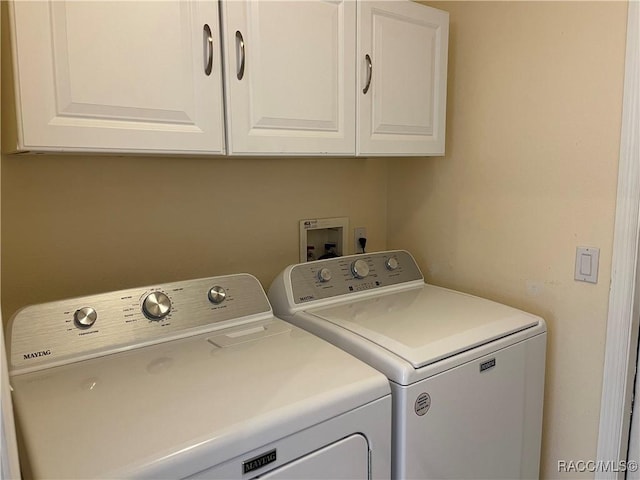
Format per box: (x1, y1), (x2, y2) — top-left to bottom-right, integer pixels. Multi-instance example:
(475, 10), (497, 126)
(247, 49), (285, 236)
(307, 284), (541, 369)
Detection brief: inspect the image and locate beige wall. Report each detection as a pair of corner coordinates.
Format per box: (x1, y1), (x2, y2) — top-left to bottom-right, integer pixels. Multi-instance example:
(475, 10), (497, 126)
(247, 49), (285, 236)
(390, 1), (627, 477)
(1, 155), (388, 321)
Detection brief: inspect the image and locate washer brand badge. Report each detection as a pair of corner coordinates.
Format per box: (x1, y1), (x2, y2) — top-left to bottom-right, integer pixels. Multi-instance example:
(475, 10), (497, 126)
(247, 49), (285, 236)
(243, 449), (277, 474)
(23, 349), (51, 360)
(480, 358), (496, 372)
(298, 295), (315, 302)
(415, 392), (431, 416)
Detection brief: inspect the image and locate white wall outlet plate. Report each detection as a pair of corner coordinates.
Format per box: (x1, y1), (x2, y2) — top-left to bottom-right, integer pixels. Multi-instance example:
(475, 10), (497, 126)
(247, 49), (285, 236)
(354, 227), (367, 254)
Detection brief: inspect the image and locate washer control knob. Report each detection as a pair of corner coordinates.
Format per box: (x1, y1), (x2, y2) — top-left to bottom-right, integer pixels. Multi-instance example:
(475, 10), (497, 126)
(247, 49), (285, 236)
(317, 268), (332, 283)
(351, 259), (370, 279)
(74, 307), (97, 329)
(208, 286), (227, 304)
(143, 292), (171, 320)
(385, 256), (399, 271)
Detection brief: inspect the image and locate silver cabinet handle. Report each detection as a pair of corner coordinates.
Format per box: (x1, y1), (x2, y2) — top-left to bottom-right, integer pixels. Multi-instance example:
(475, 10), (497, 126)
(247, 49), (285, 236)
(363, 54), (372, 94)
(203, 24), (213, 76)
(236, 30), (245, 80)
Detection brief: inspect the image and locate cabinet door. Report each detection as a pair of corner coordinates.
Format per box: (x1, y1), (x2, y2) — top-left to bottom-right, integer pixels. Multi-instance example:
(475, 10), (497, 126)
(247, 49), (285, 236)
(358, 1), (449, 156)
(222, 1), (355, 156)
(9, 1), (225, 154)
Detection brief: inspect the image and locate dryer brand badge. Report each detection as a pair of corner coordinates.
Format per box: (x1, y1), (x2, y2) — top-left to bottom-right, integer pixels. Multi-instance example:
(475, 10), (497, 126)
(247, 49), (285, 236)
(243, 449), (277, 474)
(23, 349), (51, 360)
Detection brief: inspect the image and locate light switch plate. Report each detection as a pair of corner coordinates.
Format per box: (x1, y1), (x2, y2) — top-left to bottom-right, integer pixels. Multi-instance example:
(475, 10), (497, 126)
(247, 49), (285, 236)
(575, 247), (599, 283)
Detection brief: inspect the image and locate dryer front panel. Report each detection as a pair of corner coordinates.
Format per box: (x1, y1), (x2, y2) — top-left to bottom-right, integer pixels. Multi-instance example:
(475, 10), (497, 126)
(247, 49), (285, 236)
(184, 396), (392, 480)
(259, 434), (368, 479)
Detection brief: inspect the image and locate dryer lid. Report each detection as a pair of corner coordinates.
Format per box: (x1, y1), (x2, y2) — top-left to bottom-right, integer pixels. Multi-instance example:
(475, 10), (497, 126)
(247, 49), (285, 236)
(307, 284), (541, 369)
(9, 318), (389, 479)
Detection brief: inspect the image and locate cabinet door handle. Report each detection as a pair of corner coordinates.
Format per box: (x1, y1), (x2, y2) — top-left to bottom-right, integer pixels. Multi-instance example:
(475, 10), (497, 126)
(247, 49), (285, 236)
(235, 30), (245, 80)
(203, 24), (214, 76)
(363, 54), (372, 94)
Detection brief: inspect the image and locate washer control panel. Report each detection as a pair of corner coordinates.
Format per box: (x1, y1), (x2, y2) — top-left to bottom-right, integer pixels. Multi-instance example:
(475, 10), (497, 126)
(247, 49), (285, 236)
(9, 274), (271, 372)
(290, 250), (423, 304)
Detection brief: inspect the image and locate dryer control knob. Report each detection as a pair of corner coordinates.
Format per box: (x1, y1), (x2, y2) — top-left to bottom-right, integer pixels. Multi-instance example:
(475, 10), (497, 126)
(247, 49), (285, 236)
(74, 307), (97, 329)
(143, 292), (171, 320)
(385, 256), (399, 271)
(208, 286), (227, 304)
(351, 259), (370, 279)
(317, 268), (332, 283)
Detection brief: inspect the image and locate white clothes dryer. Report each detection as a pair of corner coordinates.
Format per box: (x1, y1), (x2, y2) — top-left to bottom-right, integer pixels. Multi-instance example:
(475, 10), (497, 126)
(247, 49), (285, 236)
(269, 250), (547, 479)
(7, 274), (391, 479)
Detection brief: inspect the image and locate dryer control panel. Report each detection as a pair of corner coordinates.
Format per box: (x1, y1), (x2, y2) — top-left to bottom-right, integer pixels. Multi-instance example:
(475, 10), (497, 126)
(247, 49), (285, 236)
(289, 250), (423, 304)
(8, 274), (272, 372)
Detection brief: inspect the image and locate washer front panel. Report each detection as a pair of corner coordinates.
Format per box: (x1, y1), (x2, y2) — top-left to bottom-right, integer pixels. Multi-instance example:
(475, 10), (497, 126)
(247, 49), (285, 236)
(390, 334), (546, 479)
(9, 274), (271, 372)
(290, 250), (423, 304)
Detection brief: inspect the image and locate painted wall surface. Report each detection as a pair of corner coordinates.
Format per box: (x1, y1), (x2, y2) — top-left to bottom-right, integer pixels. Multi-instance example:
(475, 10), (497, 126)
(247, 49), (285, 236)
(1, 155), (387, 321)
(390, 1), (627, 478)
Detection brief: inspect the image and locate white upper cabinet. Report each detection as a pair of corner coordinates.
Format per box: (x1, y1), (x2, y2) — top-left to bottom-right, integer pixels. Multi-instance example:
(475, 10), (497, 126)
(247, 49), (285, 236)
(7, 1), (225, 154)
(5, 0), (448, 157)
(357, 1), (449, 156)
(221, 0), (356, 156)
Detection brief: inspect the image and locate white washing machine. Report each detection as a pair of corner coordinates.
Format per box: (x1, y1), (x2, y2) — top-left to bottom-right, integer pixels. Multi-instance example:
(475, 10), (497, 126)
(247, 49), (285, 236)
(7, 274), (392, 479)
(269, 250), (547, 479)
